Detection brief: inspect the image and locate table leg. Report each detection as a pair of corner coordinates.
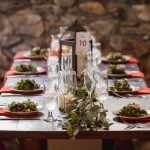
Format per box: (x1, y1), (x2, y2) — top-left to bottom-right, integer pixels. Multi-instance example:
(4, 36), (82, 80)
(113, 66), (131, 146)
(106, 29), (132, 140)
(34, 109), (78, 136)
(102, 139), (114, 150)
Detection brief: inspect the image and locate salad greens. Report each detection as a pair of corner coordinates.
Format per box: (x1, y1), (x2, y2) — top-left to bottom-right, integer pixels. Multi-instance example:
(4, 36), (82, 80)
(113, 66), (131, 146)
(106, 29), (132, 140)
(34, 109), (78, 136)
(106, 52), (125, 61)
(8, 99), (37, 112)
(109, 79), (132, 91)
(117, 103), (148, 117)
(15, 79), (40, 90)
(15, 64), (37, 72)
(31, 47), (47, 57)
(107, 65), (126, 75)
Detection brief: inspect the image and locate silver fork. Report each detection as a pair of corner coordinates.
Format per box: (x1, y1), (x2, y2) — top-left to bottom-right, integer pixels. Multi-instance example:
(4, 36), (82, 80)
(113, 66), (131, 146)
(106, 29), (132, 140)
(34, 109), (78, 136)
(124, 122), (150, 130)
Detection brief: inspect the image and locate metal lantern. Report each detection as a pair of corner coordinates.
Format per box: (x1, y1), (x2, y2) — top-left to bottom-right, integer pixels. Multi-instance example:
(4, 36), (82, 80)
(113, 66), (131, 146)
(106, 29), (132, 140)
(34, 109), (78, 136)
(59, 20), (92, 74)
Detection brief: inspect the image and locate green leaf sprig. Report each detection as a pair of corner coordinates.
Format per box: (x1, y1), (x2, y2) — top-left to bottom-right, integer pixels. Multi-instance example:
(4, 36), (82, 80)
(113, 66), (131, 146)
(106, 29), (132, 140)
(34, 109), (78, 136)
(64, 82), (110, 138)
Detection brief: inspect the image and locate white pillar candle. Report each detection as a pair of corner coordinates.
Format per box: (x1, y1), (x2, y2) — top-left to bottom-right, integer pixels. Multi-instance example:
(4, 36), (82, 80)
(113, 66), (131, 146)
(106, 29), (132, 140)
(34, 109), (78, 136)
(58, 92), (74, 110)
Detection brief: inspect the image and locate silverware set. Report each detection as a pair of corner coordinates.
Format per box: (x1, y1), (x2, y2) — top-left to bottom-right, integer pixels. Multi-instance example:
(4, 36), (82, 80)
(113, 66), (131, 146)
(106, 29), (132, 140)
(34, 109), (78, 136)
(124, 122), (150, 130)
(110, 91), (143, 98)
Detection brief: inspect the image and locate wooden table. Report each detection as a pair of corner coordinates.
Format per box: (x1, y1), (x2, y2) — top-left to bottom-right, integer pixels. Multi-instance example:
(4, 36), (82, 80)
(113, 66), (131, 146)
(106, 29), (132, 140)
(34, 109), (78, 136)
(0, 58), (150, 141)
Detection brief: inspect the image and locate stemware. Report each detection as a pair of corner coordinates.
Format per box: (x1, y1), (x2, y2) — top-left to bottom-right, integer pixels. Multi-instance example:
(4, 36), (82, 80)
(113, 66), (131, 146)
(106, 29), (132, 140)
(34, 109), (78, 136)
(43, 81), (58, 123)
(84, 68), (96, 100)
(61, 51), (72, 71)
(95, 74), (108, 103)
(58, 70), (77, 111)
(92, 42), (102, 66)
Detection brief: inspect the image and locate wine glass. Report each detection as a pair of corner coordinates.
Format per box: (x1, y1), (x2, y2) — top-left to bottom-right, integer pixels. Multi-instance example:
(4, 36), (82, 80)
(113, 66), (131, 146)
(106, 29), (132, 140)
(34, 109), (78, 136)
(84, 68), (96, 100)
(83, 52), (92, 69)
(61, 52), (72, 71)
(95, 75), (108, 104)
(58, 70), (76, 111)
(43, 80), (58, 123)
(92, 42), (102, 66)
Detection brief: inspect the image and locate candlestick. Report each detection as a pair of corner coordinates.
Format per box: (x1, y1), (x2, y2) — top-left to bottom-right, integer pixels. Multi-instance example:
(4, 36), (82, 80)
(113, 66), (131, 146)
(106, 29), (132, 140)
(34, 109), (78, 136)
(58, 92), (73, 110)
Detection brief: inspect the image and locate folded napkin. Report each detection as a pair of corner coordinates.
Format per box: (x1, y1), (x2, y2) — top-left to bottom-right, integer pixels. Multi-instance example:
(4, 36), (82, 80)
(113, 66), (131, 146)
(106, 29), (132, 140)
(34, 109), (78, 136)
(0, 108), (38, 117)
(13, 54), (46, 60)
(0, 108), (8, 116)
(0, 87), (17, 94)
(5, 70), (46, 76)
(102, 57), (139, 64)
(108, 72), (144, 79)
(0, 87), (43, 94)
(13, 54), (26, 59)
(127, 72), (144, 78)
(128, 57), (139, 63)
(50, 50), (59, 56)
(134, 87), (150, 94)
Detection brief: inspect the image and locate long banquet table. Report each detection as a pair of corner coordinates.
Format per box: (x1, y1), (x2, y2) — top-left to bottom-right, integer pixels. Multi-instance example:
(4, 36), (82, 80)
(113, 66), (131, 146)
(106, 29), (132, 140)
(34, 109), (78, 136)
(0, 56), (150, 141)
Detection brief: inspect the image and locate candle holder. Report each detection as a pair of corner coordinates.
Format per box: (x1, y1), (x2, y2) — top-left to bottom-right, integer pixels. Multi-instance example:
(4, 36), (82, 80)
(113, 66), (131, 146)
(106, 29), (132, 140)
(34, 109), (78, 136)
(59, 20), (92, 75)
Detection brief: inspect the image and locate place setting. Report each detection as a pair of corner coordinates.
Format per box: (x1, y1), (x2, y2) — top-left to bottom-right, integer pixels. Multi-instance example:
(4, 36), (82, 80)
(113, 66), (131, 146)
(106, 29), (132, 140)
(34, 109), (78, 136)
(0, 98), (44, 120)
(112, 103), (150, 130)
(0, 78), (44, 95)
(102, 52), (139, 64)
(13, 47), (48, 60)
(5, 63), (47, 76)
(102, 64), (145, 79)
(107, 78), (150, 98)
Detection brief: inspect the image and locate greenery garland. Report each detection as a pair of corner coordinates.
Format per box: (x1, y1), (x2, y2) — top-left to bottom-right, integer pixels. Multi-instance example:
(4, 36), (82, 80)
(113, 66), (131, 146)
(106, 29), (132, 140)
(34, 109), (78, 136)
(64, 81), (110, 138)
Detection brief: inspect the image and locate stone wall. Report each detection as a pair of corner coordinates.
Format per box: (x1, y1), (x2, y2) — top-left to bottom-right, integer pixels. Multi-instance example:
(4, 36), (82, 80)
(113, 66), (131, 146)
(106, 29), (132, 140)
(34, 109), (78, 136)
(0, 0), (150, 86)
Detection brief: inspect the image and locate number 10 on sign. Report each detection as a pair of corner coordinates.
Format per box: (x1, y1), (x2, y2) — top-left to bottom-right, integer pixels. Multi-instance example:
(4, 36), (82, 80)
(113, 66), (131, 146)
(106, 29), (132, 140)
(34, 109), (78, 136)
(76, 32), (90, 55)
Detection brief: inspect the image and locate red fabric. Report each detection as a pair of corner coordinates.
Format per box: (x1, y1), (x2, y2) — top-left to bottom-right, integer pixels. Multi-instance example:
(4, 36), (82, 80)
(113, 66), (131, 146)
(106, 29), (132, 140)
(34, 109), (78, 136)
(13, 54), (25, 59)
(50, 50), (59, 56)
(128, 57), (139, 63)
(134, 87), (150, 94)
(0, 87), (43, 94)
(128, 72), (144, 78)
(0, 87), (18, 94)
(0, 108), (7, 116)
(0, 87), (15, 93)
(0, 108), (38, 118)
(13, 54), (46, 60)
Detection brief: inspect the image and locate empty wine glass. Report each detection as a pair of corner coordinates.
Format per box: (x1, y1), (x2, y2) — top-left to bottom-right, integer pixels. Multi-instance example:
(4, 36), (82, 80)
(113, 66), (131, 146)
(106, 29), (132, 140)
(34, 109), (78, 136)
(61, 52), (72, 71)
(95, 75), (108, 104)
(84, 68), (96, 100)
(83, 51), (93, 70)
(58, 70), (76, 111)
(58, 71), (69, 111)
(43, 80), (58, 123)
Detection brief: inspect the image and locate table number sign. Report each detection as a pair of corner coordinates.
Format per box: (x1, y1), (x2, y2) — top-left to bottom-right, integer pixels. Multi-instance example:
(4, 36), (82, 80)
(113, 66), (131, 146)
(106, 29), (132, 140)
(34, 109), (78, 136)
(76, 32), (90, 55)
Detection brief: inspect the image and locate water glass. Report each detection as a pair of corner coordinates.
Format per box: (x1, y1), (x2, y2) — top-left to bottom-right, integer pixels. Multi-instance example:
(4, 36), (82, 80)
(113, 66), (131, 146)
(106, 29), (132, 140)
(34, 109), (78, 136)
(95, 75), (108, 103)
(84, 68), (96, 100)
(61, 52), (72, 71)
(58, 70), (76, 111)
(43, 82), (58, 123)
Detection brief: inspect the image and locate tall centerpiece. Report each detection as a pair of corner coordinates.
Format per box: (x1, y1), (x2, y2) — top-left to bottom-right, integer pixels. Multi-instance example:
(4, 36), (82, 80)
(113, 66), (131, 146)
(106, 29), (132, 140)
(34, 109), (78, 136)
(59, 20), (92, 75)
(49, 21), (111, 138)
